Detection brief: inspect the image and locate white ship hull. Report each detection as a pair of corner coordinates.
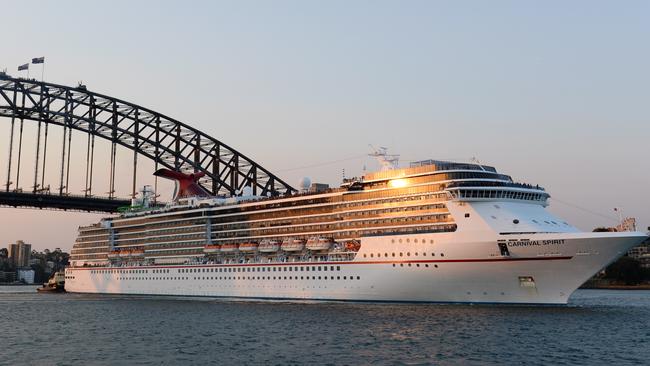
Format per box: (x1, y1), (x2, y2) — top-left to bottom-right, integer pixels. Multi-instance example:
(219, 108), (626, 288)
(65, 231), (646, 304)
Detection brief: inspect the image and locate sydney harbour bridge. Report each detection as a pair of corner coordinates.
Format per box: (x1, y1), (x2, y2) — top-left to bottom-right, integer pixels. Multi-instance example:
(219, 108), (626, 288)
(0, 74), (295, 213)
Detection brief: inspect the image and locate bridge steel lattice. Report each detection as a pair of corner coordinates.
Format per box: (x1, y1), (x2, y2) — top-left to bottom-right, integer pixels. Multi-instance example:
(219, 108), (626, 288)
(0, 74), (295, 209)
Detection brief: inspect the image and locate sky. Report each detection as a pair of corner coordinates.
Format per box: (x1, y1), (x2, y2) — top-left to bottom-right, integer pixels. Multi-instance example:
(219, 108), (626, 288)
(1, 0), (649, 251)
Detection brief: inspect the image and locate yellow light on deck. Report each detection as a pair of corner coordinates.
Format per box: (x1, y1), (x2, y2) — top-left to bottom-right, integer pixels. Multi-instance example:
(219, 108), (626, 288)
(388, 178), (408, 188)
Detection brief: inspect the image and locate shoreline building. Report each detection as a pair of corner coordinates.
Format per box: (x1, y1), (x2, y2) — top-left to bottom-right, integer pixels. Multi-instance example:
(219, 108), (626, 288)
(8, 240), (32, 268)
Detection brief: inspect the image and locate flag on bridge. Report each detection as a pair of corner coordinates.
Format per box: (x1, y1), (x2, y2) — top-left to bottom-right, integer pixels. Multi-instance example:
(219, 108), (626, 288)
(18, 63), (29, 71)
(32, 57), (45, 64)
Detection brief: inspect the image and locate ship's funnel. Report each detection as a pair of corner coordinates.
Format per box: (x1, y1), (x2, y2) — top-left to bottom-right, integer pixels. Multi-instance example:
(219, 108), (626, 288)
(153, 169), (211, 201)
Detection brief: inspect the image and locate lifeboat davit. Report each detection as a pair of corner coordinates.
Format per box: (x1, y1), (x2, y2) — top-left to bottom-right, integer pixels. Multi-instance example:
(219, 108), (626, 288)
(281, 238), (305, 252)
(259, 240), (280, 252)
(220, 243), (239, 253)
(306, 237), (334, 251)
(131, 249), (145, 257)
(239, 242), (259, 252)
(204, 244), (221, 254)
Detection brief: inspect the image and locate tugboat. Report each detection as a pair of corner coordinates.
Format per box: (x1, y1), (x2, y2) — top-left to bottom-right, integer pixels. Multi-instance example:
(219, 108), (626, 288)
(37, 271), (66, 293)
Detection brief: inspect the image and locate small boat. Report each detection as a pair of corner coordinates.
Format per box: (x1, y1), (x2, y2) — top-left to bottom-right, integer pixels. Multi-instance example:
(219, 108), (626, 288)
(281, 238), (305, 252)
(258, 240), (280, 252)
(203, 244), (221, 254)
(306, 237), (334, 251)
(345, 240), (361, 252)
(37, 271), (65, 293)
(119, 250), (131, 258)
(239, 242), (259, 252)
(220, 243), (239, 253)
(107, 250), (120, 259)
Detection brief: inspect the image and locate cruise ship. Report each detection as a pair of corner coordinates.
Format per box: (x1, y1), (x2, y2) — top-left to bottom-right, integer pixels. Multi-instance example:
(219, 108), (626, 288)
(65, 158), (648, 304)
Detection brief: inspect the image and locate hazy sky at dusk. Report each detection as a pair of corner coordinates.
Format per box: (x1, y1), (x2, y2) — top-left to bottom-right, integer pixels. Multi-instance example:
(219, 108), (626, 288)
(1, 1), (649, 251)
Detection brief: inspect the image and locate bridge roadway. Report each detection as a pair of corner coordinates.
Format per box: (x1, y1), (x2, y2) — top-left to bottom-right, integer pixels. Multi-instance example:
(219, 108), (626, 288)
(0, 191), (130, 213)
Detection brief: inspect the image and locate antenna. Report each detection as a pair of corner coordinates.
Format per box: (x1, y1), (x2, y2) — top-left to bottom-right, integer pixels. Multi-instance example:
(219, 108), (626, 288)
(470, 156), (486, 171)
(368, 145), (399, 171)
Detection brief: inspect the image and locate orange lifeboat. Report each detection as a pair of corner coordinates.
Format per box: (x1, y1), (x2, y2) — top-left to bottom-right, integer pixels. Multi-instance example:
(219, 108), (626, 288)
(118, 250), (132, 258)
(259, 240), (280, 253)
(204, 244), (221, 254)
(345, 241), (361, 252)
(306, 237), (334, 251)
(281, 238), (305, 252)
(107, 250), (120, 259)
(220, 243), (239, 253)
(239, 242), (259, 252)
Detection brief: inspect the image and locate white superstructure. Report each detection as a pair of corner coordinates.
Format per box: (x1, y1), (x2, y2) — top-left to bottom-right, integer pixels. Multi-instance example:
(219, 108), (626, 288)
(65, 160), (647, 304)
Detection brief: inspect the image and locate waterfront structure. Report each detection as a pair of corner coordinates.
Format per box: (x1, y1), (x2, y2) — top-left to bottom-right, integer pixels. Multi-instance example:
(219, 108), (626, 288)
(65, 160), (648, 304)
(8, 240), (31, 268)
(0, 271), (17, 283)
(627, 241), (650, 269)
(17, 268), (35, 284)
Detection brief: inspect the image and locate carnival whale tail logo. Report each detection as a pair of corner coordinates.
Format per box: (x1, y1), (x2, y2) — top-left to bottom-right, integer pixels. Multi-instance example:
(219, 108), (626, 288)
(153, 169), (212, 201)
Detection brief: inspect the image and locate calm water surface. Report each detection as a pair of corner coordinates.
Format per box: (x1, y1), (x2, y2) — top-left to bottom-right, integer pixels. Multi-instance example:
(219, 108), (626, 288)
(1, 288), (649, 365)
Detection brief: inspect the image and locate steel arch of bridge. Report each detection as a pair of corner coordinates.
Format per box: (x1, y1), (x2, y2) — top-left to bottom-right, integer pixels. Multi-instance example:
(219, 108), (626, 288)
(0, 75), (295, 197)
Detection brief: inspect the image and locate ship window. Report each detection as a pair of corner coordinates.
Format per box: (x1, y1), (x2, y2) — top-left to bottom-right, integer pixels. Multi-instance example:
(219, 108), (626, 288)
(399, 253), (403, 257)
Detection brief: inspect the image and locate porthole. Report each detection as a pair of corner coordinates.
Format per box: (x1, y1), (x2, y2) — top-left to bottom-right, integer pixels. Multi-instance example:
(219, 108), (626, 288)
(513, 219), (520, 224)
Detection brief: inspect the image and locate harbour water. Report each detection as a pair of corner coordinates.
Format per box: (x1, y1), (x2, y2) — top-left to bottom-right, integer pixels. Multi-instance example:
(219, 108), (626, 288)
(1, 288), (649, 365)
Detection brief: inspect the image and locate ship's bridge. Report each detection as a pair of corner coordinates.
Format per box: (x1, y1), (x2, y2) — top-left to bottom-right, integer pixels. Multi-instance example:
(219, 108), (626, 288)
(351, 159), (548, 205)
(445, 181), (549, 206)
